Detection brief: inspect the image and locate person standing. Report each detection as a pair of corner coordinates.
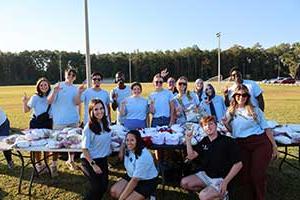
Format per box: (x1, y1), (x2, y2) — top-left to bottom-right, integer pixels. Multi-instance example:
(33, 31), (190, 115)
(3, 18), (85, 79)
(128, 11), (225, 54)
(0, 107), (14, 169)
(120, 82), (148, 130)
(167, 77), (178, 96)
(110, 71), (131, 125)
(149, 73), (175, 127)
(47, 68), (80, 170)
(224, 67), (265, 111)
(193, 78), (206, 105)
(223, 84), (278, 200)
(75, 72), (111, 125)
(81, 99), (112, 200)
(200, 84), (226, 122)
(22, 77), (58, 176)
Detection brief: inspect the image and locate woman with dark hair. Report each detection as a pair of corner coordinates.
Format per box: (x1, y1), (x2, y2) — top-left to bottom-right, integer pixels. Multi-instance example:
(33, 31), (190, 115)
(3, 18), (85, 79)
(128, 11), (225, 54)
(81, 99), (111, 200)
(223, 84), (278, 200)
(120, 82), (148, 130)
(200, 83), (226, 122)
(110, 130), (158, 200)
(22, 77), (58, 176)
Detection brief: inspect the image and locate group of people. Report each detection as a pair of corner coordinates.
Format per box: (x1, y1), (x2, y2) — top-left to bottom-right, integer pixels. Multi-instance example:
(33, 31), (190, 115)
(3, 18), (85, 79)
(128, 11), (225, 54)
(0, 66), (279, 200)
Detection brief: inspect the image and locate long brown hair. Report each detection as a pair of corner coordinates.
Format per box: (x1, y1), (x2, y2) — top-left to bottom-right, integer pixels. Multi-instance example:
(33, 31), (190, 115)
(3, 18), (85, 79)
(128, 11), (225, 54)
(88, 99), (110, 134)
(228, 84), (257, 121)
(36, 77), (51, 97)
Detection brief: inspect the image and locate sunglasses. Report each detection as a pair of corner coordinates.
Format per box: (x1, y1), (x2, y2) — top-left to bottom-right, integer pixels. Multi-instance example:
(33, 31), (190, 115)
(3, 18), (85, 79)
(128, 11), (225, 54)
(155, 81), (163, 85)
(92, 78), (101, 81)
(231, 73), (240, 77)
(68, 73), (76, 77)
(178, 82), (187, 86)
(235, 93), (248, 98)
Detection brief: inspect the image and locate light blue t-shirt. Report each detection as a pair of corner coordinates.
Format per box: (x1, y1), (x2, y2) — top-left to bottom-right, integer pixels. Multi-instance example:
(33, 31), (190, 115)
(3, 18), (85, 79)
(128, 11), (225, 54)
(124, 148), (158, 180)
(200, 95), (226, 122)
(81, 88), (110, 125)
(123, 96), (148, 120)
(149, 89), (173, 118)
(228, 80), (263, 108)
(27, 94), (52, 117)
(0, 108), (7, 126)
(192, 90), (206, 105)
(227, 107), (270, 138)
(81, 124), (112, 159)
(51, 82), (79, 126)
(110, 86), (131, 124)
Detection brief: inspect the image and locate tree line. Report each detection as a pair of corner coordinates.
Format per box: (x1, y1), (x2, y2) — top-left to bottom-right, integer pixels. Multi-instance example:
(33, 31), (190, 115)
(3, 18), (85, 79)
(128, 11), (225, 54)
(0, 42), (299, 85)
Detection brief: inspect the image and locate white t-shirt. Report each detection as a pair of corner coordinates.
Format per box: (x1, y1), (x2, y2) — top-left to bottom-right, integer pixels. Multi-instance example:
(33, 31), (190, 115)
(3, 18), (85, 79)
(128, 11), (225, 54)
(27, 95), (52, 117)
(200, 95), (226, 122)
(226, 107), (269, 138)
(124, 148), (158, 180)
(228, 80), (263, 108)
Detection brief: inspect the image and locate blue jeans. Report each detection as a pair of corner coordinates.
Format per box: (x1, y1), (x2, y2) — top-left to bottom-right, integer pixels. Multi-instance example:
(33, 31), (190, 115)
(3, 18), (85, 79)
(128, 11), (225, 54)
(151, 117), (170, 127)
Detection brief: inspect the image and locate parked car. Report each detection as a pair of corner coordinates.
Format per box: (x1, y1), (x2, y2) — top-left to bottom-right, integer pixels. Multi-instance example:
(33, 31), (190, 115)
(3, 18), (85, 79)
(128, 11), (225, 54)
(277, 77), (296, 84)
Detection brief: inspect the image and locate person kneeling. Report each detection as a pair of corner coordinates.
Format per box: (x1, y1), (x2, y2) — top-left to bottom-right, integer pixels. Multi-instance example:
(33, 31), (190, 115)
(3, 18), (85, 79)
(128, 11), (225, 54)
(181, 116), (242, 200)
(110, 130), (158, 200)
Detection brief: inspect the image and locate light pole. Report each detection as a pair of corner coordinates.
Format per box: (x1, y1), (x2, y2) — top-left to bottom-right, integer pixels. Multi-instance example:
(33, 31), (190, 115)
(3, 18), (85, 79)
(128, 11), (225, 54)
(84, 0), (92, 88)
(129, 56), (132, 83)
(59, 54), (62, 81)
(216, 32), (221, 83)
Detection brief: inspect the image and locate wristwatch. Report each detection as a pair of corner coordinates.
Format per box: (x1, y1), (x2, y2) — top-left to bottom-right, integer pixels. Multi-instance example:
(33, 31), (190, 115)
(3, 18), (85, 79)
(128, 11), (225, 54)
(90, 160), (96, 166)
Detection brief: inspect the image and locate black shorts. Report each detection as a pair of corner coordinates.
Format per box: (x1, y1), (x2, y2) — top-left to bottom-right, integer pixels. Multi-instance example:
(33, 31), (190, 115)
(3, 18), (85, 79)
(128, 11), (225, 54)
(123, 174), (158, 198)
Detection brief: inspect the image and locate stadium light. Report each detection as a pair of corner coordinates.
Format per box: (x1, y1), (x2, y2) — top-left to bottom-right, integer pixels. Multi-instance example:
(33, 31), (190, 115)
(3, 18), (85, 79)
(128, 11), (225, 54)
(216, 32), (221, 83)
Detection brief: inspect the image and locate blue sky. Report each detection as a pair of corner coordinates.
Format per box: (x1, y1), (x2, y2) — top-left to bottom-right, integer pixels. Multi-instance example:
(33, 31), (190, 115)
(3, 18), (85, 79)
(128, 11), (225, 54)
(0, 0), (299, 53)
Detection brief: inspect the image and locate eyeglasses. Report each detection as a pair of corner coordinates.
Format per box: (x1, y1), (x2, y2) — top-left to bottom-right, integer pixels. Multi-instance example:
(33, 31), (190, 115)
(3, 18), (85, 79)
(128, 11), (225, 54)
(178, 82), (187, 86)
(68, 73), (76, 77)
(235, 93), (248, 98)
(155, 81), (163, 85)
(92, 78), (101, 81)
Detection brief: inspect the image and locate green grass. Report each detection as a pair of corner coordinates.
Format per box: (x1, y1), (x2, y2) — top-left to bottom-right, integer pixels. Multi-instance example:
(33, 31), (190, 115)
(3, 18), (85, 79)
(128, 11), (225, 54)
(0, 83), (300, 200)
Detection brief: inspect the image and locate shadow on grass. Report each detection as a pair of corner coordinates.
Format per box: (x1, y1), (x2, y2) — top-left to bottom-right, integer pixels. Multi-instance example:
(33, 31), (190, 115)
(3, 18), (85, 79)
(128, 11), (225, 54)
(1, 154), (300, 200)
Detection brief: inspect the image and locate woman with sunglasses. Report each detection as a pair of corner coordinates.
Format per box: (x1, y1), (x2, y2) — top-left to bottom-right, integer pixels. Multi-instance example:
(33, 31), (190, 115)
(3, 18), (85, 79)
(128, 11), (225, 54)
(120, 82), (148, 130)
(81, 99), (111, 200)
(173, 76), (200, 124)
(75, 72), (110, 125)
(200, 83), (226, 122)
(148, 73), (175, 127)
(22, 77), (58, 176)
(110, 130), (158, 200)
(48, 68), (80, 170)
(222, 84), (278, 200)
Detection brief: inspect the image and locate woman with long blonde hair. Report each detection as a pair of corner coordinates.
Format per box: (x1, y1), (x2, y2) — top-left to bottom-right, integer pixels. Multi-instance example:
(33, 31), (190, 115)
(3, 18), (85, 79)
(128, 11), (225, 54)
(223, 84), (278, 200)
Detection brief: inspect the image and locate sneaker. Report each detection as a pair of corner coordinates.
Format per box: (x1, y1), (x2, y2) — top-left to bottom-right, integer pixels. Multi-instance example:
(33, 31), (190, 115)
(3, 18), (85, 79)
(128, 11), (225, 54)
(66, 161), (77, 171)
(50, 165), (58, 177)
(7, 161), (14, 169)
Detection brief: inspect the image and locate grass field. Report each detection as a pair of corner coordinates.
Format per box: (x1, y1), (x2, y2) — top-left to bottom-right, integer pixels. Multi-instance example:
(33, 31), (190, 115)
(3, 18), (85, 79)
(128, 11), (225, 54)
(0, 83), (300, 200)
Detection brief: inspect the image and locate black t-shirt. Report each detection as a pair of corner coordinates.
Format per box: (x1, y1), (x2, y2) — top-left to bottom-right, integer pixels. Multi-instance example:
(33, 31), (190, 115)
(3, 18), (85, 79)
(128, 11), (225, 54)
(193, 133), (241, 178)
